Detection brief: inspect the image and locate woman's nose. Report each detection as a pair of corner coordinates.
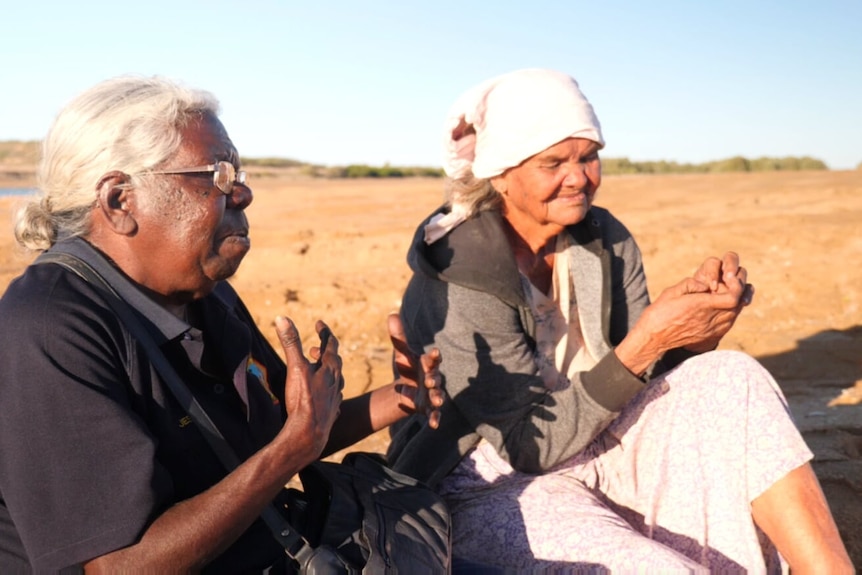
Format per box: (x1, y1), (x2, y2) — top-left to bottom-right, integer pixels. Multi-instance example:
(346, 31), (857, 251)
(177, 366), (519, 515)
(562, 161), (588, 187)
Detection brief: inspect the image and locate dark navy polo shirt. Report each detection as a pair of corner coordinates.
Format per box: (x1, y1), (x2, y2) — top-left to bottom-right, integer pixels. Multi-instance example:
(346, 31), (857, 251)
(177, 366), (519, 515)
(0, 238), (289, 573)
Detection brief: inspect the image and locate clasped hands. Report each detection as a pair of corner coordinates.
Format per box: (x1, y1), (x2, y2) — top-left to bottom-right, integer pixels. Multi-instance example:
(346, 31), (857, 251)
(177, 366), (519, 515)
(648, 251), (754, 354)
(617, 251), (754, 375)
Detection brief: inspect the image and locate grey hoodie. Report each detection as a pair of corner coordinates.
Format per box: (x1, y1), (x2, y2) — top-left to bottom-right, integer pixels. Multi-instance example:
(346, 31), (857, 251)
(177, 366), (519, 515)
(387, 206), (694, 487)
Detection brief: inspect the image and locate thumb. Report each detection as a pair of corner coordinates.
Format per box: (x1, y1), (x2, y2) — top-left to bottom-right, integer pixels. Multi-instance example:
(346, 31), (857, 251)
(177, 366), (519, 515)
(275, 316), (306, 367)
(680, 276), (710, 295)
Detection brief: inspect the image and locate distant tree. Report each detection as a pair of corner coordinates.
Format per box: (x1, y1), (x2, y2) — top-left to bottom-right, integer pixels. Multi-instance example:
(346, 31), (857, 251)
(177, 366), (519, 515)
(239, 157), (305, 168)
(0, 140), (41, 165)
(709, 156), (750, 173)
(796, 156), (828, 170)
(749, 157), (780, 171)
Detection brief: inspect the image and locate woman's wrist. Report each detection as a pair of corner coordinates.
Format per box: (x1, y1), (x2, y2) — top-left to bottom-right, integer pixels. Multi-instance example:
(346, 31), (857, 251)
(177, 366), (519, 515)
(615, 326), (664, 377)
(368, 382), (410, 431)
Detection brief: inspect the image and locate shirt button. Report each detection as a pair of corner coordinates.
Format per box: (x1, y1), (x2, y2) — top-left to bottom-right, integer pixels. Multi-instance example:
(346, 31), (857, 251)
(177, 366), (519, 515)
(213, 384), (225, 394)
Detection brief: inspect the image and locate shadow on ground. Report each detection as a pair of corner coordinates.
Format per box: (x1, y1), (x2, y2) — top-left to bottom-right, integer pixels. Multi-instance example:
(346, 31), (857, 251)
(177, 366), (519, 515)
(756, 325), (862, 568)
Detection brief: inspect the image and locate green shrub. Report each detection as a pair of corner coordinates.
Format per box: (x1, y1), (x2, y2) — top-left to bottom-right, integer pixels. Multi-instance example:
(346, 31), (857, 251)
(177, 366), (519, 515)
(601, 155), (828, 175)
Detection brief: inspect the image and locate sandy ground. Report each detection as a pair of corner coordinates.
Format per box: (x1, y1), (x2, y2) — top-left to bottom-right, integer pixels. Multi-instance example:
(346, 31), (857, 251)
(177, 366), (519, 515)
(1, 170), (861, 564)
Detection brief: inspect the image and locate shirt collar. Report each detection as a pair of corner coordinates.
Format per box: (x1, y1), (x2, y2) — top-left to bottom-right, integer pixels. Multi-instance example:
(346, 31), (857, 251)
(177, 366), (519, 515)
(51, 237), (191, 344)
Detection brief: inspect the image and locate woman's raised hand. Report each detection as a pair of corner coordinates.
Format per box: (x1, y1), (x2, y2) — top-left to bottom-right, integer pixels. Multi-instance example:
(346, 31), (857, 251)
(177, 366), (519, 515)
(616, 252), (755, 374)
(682, 251), (754, 351)
(652, 251), (754, 348)
(692, 252), (754, 303)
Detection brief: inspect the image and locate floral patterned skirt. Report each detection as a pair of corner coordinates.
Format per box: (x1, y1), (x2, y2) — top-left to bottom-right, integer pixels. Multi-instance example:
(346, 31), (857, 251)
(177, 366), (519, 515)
(439, 350), (812, 573)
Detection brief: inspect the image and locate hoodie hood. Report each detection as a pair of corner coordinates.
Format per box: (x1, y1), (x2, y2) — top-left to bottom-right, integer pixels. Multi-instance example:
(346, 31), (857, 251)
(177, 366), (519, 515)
(407, 206), (527, 309)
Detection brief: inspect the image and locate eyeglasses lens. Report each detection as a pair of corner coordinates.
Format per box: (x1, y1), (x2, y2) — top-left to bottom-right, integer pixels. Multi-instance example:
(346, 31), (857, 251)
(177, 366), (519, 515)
(214, 162), (232, 194)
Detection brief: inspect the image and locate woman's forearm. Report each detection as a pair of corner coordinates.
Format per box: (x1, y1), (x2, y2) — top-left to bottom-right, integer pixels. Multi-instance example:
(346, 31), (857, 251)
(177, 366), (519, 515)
(323, 384), (406, 455)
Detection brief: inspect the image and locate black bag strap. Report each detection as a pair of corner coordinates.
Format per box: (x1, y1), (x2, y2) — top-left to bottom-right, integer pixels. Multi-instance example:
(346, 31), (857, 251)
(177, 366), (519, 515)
(35, 251), (318, 567)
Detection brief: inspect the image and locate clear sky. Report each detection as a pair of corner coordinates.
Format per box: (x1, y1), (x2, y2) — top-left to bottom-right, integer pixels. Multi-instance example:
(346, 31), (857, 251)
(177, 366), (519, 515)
(2, 0), (860, 169)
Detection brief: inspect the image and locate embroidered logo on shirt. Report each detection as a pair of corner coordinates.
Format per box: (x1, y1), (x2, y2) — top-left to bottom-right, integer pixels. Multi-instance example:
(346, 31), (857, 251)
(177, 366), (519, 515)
(247, 357), (279, 405)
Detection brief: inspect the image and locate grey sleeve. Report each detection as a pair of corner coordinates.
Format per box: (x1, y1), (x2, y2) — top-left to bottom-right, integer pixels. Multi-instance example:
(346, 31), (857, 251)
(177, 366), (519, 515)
(602, 212), (700, 376)
(426, 282), (644, 473)
(604, 210), (650, 344)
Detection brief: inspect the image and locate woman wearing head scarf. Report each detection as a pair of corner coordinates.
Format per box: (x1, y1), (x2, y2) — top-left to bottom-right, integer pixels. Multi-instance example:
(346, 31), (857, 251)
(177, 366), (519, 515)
(387, 69), (851, 572)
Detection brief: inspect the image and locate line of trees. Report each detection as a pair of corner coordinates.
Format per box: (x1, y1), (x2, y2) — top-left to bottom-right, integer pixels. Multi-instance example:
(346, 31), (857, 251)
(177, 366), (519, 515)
(245, 155), (832, 179)
(236, 154), (838, 178)
(601, 156), (829, 175)
(0, 141), (844, 178)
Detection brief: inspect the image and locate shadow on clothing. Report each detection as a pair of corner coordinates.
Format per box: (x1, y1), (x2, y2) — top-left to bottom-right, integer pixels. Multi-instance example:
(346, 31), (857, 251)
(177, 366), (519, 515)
(448, 342), (753, 572)
(452, 556), (607, 574)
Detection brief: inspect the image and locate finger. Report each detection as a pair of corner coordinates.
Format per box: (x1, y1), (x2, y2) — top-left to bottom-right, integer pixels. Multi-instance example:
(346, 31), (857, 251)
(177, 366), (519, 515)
(694, 257), (722, 291)
(420, 347), (441, 376)
(387, 313), (413, 361)
(429, 388), (445, 407)
(723, 267), (747, 300)
(275, 316), (306, 365)
(315, 320), (333, 351)
(314, 320), (338, 359)
(680, 276), (711, 295)
(423, 367), (442, 397)
(721, 251), (741, 276)
(424, 371), (441, 392)
(428, 410), (441, 429)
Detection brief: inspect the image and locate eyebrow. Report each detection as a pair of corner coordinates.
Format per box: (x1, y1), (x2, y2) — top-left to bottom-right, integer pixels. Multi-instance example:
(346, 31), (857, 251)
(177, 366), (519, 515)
(537, 143), (601, 162)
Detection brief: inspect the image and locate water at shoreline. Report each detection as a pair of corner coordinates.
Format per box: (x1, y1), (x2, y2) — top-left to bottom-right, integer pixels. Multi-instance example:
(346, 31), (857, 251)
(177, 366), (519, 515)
(0, 188), (36, 197)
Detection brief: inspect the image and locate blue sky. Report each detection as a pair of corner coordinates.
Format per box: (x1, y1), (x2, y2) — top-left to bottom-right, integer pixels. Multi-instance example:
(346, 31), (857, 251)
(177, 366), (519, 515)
(2, 0), (860, 169)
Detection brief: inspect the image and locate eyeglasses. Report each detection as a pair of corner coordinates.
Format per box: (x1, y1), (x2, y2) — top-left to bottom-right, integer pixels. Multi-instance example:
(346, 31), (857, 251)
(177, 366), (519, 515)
(142, 160), (247, 195)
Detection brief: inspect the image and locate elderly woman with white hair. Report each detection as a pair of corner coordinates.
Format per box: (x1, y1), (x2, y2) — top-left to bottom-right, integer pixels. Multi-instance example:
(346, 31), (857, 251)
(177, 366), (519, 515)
(386, 69), (851, 573)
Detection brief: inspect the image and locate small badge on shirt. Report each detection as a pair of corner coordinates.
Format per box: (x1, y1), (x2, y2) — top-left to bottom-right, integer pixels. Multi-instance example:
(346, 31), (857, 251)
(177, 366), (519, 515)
(247, 356), (279, 405)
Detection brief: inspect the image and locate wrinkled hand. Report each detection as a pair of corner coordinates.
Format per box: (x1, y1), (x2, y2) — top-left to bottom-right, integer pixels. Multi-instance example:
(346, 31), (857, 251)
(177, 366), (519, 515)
(692, 252), (754, 304)
(643, 252), (753, 354)
(275, 316), (343, 461)
(387, 313), (444, 429)
(686, 251), (754, 351)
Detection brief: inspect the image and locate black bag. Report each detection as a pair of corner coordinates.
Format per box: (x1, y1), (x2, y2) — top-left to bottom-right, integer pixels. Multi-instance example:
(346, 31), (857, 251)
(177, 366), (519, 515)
(285, 452), (451, 574)
(36, 251), (452, 574)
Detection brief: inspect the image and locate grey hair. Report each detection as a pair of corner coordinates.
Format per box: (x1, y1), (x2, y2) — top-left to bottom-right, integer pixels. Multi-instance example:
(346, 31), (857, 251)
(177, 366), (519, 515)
(445, 172), (501, 218)
(14, 76), (220, 251)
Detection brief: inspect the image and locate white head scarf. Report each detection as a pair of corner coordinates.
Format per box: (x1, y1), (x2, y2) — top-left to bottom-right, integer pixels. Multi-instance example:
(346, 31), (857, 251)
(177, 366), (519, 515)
(425, 68), (604, 243)
(443, 68), (604, 179)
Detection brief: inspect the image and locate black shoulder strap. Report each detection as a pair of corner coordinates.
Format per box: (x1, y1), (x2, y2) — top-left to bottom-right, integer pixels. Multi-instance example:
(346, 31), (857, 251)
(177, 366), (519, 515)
(34, 251), (316, 566)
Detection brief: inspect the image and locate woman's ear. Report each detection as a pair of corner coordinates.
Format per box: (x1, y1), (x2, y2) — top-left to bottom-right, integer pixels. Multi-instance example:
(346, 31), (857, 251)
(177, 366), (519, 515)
(95, 171), (138, 235)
